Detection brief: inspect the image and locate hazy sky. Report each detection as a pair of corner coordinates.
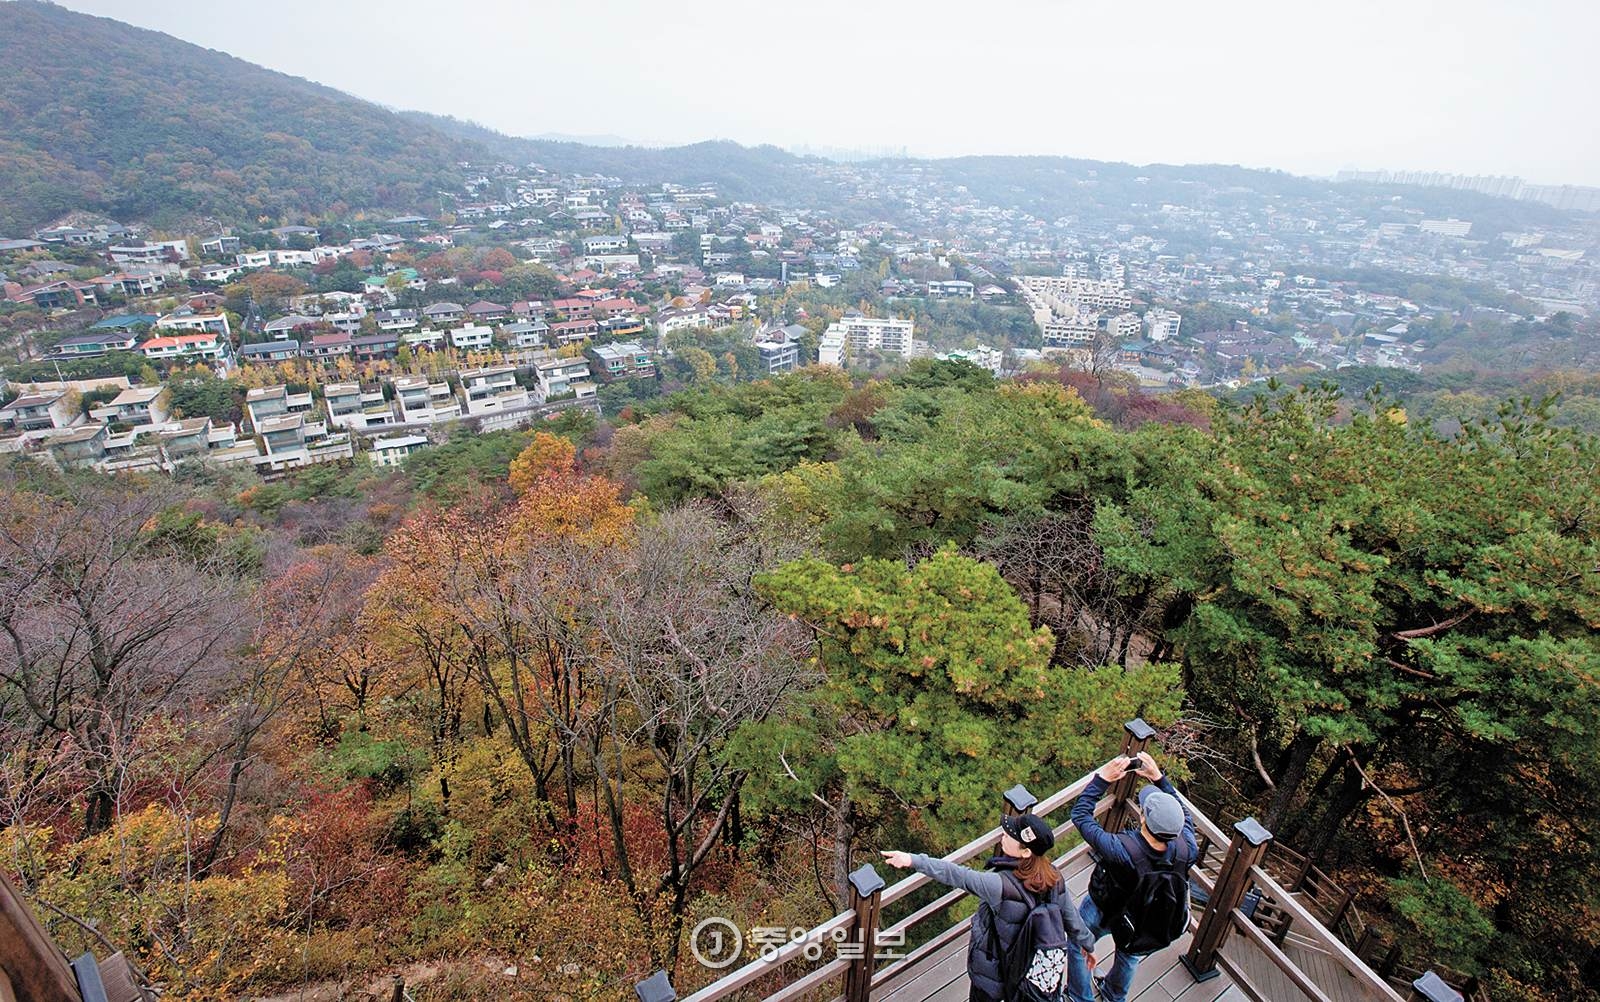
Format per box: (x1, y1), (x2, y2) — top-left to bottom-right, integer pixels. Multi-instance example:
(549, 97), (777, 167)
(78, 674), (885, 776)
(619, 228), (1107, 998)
(54, 0), (1600, 186)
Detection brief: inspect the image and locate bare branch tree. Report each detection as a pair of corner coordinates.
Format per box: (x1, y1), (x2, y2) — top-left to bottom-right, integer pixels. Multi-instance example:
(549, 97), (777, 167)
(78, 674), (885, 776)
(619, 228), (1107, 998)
(583, 503), (815, 970)
(0, 482), (247, 840)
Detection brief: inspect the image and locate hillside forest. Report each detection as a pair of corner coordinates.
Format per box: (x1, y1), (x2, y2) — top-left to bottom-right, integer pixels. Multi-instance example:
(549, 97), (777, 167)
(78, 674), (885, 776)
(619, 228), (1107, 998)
(2, 362), (1597, 1000)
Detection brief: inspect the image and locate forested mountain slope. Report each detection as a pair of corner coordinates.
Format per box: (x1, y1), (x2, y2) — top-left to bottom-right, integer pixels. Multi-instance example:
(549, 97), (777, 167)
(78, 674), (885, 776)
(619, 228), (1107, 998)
(0, 1), (475, 232)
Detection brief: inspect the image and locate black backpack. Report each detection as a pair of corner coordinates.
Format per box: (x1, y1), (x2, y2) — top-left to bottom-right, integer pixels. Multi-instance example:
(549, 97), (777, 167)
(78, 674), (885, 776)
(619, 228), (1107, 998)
(1088, 832), (1191, 955)
(989, 872), (1070, 1002)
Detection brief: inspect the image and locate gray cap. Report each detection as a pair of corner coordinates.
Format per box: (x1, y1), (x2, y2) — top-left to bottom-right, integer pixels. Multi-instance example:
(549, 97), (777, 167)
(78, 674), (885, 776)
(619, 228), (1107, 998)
(1139, 786), (1185, 840)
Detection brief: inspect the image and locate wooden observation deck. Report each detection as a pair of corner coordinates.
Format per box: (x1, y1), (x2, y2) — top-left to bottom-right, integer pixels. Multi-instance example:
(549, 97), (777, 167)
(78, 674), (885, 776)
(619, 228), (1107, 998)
(636, 721), (1472, 1002)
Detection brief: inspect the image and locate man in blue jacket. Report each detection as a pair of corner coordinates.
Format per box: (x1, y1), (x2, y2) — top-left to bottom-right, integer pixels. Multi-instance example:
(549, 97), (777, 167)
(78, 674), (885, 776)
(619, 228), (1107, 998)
(1067, 750), (1198, 1002)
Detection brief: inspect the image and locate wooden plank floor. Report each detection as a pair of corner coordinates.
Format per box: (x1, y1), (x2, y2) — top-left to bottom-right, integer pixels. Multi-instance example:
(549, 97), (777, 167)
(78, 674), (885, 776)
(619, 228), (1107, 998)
(874, 853), (1238, 1002)
(1282, 941), (1383, 1002)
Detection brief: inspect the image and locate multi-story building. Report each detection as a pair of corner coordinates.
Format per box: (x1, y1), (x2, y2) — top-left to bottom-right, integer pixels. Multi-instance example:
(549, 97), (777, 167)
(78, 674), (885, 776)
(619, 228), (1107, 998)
(352, 333), (401, 362)
(1419, 218), (1472, 237)
(1019, 276), (1133, 313)
(89, 387), (169, 427)
(303, 332), (353, 360)
(0, 392), (76, 431)
(588, 342), (656, 380)
(245, 385), (315, 430)
(239, 340), (301, 363)
(755, 324), (807, 374)
(200, 236), (240, 256)
(449, 324), (495, 352)
(533, 354), (598, 404)
(108, 241), (186, 266)
(1145, 308), (1182, 342)
(502, 321), (550, 349)
(1041, 312), (1100, 346)
(937, 346), (1004, 374)
(823, 314), (915, 359)
(251, 412), (353, 471)
(550, 319), (599, 344)
(49, 331), (139, 358)
(422, 302), (465, 324)
(818, 329), (846, 367)
(41, 424), (110, 468)
(324, 383), (398, 432)
(155, 311), (232, 340)
(1106, 312), (1143, 340)
(375, 309), (419, 331)
(140, 332), (227, 363)
(459, 366), (529, 416)
(393, 376), (462, 424)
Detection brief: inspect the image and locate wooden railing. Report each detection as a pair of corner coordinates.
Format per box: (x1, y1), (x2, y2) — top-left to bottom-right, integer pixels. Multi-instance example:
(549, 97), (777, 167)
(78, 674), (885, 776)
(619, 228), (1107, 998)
(0, 868), (146, 1002)
(635, 720), (1466, 1002)
(1190, 797), (1485, 1002)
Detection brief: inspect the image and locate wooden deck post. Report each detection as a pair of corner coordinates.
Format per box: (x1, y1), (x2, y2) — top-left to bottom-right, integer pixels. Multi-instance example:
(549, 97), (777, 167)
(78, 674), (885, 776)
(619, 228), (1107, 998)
(1380, 941), (1402, 980)
(1409, 970), (1463, 1002)
(1290, 852), (1315, 891)
(997, 783), (1038, 856)
(67, 955), (105, 1002)
(842, 863), (887, 1002)
(0, 870), (84, 1002)
(1003, 783), (1038, 817)
(1104, 718), (1158, 833)
(1328, 888), (1355, 935)
(1181, 816), (1272, 982)
(1354, 926), (1376, 959)
(634, 969), (677, 1002)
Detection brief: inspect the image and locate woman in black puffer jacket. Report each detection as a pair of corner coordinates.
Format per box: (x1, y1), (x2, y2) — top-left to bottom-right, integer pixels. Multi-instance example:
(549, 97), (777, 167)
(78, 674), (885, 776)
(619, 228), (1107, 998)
(882, 812), (1096, 1002)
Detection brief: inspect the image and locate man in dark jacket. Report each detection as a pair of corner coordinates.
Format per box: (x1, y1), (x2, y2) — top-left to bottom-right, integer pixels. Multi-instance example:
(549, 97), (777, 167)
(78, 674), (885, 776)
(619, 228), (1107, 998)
(1067, 751), (1198, 1002)
(883, 813), (1096, 1002)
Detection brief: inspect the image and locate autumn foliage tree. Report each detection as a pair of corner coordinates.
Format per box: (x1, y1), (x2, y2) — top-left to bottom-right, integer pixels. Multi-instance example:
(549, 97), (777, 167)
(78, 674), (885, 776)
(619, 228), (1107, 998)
(748, 546), (1179, 900)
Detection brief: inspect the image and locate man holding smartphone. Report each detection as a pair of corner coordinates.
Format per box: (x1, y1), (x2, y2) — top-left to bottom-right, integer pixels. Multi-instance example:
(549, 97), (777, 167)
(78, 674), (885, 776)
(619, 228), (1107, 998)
(1066, 750), (1198, 1002)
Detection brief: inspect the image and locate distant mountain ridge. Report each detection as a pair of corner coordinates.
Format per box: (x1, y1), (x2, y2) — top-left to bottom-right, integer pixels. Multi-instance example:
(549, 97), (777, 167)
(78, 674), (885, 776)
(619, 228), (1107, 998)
(0, 0), (478, 233)
(0, 2), (1572, 236)
(398, 111), (839, 206)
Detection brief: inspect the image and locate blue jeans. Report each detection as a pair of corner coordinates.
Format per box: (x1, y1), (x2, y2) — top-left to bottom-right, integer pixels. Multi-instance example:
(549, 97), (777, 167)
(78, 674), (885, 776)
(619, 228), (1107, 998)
(1067, 894), (1147, 1002)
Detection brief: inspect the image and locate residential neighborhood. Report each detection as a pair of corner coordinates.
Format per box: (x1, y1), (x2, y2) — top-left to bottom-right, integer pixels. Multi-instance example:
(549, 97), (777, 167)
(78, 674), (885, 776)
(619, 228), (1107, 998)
(3, 151), (1598, 478)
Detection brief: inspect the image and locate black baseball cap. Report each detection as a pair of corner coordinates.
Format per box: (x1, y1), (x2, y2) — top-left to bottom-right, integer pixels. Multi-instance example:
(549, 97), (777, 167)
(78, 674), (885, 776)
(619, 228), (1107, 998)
(1000, 812), (1055, 854)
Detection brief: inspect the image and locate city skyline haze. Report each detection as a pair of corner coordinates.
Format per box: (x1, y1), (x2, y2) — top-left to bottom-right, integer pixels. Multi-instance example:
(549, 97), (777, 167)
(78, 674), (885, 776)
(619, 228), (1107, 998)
(43, 0), (1600, 187)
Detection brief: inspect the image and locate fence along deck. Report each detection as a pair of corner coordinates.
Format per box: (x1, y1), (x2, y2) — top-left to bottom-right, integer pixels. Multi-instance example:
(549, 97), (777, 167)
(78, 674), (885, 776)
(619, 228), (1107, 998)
(636, 720), (1468, 1002)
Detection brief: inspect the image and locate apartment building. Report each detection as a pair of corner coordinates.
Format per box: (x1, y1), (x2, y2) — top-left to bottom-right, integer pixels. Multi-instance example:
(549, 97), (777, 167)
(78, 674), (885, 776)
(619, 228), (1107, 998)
(1145, 308), (1182, 342)
(823, 314), (915, 359)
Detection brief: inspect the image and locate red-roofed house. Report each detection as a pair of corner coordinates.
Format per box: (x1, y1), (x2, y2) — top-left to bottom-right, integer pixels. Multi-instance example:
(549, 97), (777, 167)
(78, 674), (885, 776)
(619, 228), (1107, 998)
(140, 332), (226, 362)
(549, 319), (599, 344)
(552, 298), (594, 320)
(591, 298), (638, 318)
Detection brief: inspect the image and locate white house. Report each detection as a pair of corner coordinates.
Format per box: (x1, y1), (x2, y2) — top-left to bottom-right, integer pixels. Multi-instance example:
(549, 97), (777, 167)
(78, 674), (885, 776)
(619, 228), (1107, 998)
(368, 433), (430, 468)
(449, 324), (495, 352)
(393, 376), (461, 425)
(532, 354), (598, 404)
(459, 365), (529, 416)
